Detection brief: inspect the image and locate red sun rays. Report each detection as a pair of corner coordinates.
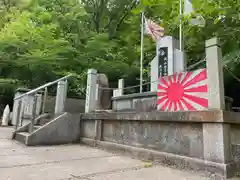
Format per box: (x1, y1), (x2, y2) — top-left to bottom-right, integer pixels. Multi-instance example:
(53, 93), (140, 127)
(157, 69), (208, 112)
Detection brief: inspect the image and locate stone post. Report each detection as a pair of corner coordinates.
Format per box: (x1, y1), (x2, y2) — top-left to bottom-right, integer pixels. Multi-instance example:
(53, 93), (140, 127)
(64, 79), (68, 102)
(118, 79), (124, 95)
(85, 69), (97, 113)
(1, 105), (10, 126)
(54, 80), (67, 114)
(113, 79), (124, 97)
(206, 38), (225, 110)
(203, 37), (234, 178)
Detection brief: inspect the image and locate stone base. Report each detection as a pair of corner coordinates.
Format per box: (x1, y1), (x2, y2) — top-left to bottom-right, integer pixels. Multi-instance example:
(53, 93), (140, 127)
(80, 138), (237, 179)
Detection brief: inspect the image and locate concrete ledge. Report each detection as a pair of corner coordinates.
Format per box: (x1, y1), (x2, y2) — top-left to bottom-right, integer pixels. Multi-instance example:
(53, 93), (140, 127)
(82, 110), (240, 123)
(112, 92), (157, 100)
(80, 138), (236, 178)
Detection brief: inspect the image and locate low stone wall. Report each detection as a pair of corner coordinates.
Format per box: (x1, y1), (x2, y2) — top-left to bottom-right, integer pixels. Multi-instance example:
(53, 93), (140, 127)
(112, 92), (233, 111)
(44, 95), (85, 114)
(83, 119), (204, 158)
(112, 92), (157, 111)
(80, 110), (240, 178)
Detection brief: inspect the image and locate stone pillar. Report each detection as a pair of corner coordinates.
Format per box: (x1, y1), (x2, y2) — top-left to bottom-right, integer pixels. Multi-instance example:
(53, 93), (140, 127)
(85, 69), (97, 113)
(64, 79), (68, 101)
(118, 79), (124, 95)
(113, 79), (124, 97)
(206, 38), (225, 110)
(54, 80), (67, 114)
(203, 37), (234, 178)
(1, 105), (10, 126)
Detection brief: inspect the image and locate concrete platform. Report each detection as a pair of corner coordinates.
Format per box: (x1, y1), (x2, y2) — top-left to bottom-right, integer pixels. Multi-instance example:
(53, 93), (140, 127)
(0, 127), (238, 180)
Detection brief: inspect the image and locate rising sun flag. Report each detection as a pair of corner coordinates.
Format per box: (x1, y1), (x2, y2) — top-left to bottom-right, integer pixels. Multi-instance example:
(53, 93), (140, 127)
(144, 17), (165, 41)
(157, 69), (208, 111)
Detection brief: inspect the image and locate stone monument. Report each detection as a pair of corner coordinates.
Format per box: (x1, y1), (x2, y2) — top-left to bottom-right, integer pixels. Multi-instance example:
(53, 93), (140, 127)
(95, 73), (111, 110)
(150, 36), (186, 91)
(1, 105), (10, 126)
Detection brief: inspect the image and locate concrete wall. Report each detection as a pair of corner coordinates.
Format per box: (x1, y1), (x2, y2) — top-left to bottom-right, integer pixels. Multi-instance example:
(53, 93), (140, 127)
(81, 118), (203, 159)
(231, 124), (240, 145)
(103, 121), (203, 158)
(80, 110), (240, 178)
(231, 124), (240, 170)
(44, 95), (85, 114)
(81, 119), (96, 139)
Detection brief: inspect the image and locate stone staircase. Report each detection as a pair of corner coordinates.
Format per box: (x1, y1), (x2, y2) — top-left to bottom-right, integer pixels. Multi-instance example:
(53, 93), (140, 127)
(12, 112), (80, 146)
(10, 75), (81, 146)
(12, 113), (52, 143)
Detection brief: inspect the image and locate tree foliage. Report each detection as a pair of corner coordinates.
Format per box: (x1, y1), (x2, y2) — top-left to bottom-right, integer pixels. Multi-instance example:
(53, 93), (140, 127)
(0, 0), (240, 102)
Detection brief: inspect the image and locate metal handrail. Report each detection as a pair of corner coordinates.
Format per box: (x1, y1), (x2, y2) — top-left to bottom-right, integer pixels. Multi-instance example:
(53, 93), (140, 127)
(14, 74), (72, 100)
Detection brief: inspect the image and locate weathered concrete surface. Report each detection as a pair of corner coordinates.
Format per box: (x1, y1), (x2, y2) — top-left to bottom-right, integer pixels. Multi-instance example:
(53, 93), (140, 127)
(0, 127), (231, 180)
(25, 113), (80, 146)
(102, 120), (203, 158)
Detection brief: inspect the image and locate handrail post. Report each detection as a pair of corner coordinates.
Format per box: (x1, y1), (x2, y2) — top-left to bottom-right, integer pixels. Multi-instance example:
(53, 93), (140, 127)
(54, 80), (67, 115)
(20, 101), (25, 127)
(41, 87), (48, 114)
(15, 100), (22, 130)
(29, 94), (37, 133)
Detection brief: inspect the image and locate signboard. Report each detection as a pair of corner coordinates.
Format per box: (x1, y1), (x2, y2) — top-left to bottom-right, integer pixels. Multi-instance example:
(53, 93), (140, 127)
(158, 47), (168, 77)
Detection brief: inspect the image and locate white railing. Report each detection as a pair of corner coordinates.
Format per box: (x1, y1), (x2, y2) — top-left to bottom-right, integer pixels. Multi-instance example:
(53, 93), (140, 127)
(14, 75), (71, 100)
(14, 75), (72, 132)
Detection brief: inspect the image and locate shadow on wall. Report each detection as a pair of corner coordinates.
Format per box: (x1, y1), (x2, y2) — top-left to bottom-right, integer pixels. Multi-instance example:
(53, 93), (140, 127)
(44, 95), (85, 113)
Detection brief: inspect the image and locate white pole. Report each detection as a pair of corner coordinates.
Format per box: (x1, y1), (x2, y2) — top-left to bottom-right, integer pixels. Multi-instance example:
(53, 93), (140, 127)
(140, 11), (144, 93)
(179, 0), (183, 51)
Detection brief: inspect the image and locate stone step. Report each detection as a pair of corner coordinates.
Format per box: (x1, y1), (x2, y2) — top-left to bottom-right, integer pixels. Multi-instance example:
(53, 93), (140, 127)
(34, 125), (42, 130)
(15, 132), (30, 145)
(38, 118), (52, 126)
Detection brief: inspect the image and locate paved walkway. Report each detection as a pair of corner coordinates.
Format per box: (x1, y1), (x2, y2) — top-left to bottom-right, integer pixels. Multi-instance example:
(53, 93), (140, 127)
(0, 127), (232, 180)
